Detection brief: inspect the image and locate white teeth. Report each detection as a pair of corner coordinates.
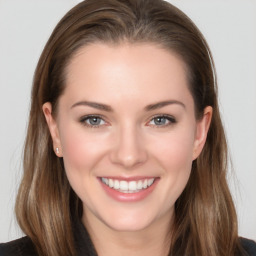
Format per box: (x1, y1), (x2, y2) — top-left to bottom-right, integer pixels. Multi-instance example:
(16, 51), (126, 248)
(101, 177), (155, 193)
(120, 180), (128, 190)
(109, 179), (114, 188)
(143, 179), (148, 189)
(114, 180), (120, 189)
(137, 180), (143, 189)
(102, 177), (109, 185)
(128, 181), (137, 191)
(147, 178), (154, 186)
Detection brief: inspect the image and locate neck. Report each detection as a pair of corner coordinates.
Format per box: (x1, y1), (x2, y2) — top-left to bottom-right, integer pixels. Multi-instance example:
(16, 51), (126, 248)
(82, 210), (173, 256)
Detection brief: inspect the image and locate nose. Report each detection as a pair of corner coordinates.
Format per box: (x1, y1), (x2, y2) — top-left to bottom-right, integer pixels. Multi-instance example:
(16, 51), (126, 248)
(109, 125), (148, 169)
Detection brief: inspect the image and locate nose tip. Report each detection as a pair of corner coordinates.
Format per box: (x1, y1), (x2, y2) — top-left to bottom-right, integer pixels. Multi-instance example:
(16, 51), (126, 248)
(114, 153), (145, 168)
(109, 129), (148, 169)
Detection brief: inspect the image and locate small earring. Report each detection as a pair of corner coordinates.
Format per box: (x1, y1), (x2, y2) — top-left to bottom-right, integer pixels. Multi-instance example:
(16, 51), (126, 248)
(56, 147), (60, 154)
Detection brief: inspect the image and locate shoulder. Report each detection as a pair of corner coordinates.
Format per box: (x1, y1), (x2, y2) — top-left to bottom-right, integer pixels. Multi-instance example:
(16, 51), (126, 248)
(0, 236), (37, 256)
(240, 237), (256, 256)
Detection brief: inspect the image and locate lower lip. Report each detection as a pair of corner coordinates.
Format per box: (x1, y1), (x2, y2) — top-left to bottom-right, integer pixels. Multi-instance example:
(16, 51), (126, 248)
(99, 178), (159, 202)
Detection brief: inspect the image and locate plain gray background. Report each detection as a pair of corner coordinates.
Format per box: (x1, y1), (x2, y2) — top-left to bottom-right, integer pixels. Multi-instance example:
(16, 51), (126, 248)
(0, 0), (255, 242)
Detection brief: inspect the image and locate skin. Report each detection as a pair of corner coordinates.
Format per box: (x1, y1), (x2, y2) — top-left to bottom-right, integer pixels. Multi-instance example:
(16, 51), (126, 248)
(43, 43), (212, 256)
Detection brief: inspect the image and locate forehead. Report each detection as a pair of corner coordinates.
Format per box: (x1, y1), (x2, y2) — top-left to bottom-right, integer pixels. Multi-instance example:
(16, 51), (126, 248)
(62, 42), (193, 110)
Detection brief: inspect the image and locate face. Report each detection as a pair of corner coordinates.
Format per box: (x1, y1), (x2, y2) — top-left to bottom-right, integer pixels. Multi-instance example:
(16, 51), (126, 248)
(43, 43), (212, 233)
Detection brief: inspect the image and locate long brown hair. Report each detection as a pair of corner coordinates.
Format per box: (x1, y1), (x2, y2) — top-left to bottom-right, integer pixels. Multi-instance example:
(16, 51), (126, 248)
(15, 0), (245, 255)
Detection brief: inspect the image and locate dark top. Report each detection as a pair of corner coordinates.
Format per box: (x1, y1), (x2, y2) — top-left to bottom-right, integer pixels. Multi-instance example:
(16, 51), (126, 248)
(0, 219), (256, 256)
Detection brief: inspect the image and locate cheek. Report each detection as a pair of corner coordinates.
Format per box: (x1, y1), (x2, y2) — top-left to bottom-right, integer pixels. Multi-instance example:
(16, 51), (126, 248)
(151, 127), (195, 193)
(152, 127), (196, 169)
(159, 137), (193, 186)
(58, 124), (110, 204)
(59, 124), (108, 173)
(140, 129), (195, 217)
(154, 130), (194, 203)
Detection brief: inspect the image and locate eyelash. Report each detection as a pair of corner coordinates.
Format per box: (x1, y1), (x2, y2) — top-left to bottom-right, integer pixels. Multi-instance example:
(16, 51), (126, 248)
(147, 114), (176, 128)
(79, 115), (107, 128)
(79, 114), (176, 128)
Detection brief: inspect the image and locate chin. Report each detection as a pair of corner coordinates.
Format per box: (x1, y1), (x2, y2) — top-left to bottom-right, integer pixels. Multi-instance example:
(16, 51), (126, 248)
(105, 219), (153, 232)
(98, 208), (159, 232)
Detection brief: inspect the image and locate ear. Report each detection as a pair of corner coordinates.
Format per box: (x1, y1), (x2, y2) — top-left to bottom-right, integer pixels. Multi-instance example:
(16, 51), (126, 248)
(42, 102), (63, 157)
(192, 106), (212, 160)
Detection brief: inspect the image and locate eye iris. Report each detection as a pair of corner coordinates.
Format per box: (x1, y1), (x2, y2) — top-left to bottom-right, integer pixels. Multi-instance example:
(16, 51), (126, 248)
(154, 117), (166, 125)
(88, 117), (101, 125)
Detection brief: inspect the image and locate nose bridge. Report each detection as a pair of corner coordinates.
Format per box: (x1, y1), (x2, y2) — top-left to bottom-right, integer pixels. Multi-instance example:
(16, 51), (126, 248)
(110, 122), (147, 168)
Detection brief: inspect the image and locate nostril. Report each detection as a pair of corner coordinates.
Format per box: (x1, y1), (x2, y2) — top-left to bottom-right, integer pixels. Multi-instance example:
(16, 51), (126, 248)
(110, 152), (147, 168)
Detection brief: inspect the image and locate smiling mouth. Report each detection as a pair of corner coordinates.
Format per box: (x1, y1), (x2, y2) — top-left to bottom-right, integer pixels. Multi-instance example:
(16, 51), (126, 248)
(100, 177), (156, 193)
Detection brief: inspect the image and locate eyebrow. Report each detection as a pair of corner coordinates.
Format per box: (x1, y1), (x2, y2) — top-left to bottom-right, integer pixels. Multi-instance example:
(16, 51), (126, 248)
(71, 100), (185, 112)
(144, 100), (186, 111)
(71, 101), (113, 112)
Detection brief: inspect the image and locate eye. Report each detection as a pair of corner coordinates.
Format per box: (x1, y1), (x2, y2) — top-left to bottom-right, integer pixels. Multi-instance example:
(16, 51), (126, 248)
(80, 115), (106, 127)
(148, 115), (176, 127)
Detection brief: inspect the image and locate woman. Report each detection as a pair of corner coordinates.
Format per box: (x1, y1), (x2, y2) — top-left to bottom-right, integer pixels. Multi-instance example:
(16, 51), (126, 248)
(0, 0), (255, 255)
